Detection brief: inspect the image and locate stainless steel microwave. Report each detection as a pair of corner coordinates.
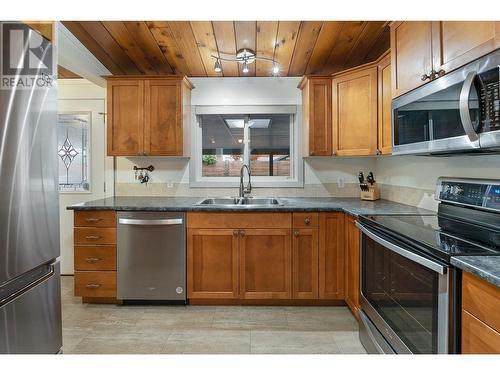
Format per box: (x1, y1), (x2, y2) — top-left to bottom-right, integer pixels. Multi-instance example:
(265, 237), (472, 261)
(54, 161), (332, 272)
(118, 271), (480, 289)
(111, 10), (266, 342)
(392, 48), (500, 155)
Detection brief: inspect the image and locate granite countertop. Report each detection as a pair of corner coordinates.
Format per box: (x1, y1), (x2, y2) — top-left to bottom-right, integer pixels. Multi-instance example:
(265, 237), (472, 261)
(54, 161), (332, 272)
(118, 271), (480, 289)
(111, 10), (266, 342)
(451, 256), (500, 288)
(67, 196), (435, 217)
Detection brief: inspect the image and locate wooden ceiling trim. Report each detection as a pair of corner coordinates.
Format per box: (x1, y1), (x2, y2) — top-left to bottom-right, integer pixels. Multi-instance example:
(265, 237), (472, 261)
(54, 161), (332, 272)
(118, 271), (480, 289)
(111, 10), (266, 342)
(76, 22), (141, 75)
(62, 21), (124, 75)
(273, 21), (301, 76)
(123, 21), (174, 74)
(288, 21), (323, 76)
(101, 21), (159, 74)
(305, 21), (343, 75)
(255, 21), (278, 77)
(234, 21), (257, 76)
(58, 65), (81, 79)
(147, 23), (191, 75)
(212, 21), (239, 77)
(168, 21), (207, 77)
(321, 21), (366, 74)
(190, 21), (221, 77)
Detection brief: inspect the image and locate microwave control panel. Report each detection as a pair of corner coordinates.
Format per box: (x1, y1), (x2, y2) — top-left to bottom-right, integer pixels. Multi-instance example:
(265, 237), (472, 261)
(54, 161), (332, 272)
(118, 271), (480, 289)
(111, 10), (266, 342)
(437, 179), (500, 212)
(478, 67), (499, 131)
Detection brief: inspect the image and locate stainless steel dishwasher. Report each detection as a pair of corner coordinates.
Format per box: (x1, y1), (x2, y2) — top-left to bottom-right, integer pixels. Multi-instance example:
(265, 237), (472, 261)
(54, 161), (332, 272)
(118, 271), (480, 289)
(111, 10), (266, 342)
(117, 211), (186, 302)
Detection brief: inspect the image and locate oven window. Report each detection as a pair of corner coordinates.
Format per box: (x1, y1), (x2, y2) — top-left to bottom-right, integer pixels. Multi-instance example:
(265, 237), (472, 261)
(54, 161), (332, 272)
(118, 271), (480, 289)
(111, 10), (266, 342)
(362, 235), (439, 353)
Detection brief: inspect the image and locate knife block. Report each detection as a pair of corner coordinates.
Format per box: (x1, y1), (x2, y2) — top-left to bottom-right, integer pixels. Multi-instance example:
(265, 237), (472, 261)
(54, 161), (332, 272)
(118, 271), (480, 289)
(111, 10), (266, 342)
(360, 183), (380, 201)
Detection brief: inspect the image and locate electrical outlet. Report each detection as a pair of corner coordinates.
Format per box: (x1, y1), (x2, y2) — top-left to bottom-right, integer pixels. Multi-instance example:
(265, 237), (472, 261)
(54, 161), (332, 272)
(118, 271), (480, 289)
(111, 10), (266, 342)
(337, 177), (345, 188)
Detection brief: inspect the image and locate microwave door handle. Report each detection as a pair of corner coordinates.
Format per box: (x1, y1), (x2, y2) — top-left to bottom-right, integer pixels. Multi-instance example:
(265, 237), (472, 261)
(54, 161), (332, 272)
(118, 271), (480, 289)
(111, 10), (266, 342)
(356, 221), (447, 275)
(459, 71), (480, 142)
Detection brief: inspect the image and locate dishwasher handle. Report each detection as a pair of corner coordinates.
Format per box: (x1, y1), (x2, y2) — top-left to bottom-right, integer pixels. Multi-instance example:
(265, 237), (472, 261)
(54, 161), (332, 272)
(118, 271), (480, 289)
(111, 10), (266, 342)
(118, 218), (183, 226)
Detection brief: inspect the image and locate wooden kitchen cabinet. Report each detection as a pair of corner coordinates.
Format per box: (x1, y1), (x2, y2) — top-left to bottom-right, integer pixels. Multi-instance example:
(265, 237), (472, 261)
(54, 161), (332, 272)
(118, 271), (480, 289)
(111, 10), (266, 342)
(240, 229), (292, 300)
(187, 229), (239, 299)
(391, 21), (499, 98)
(299, 76), (332, 156)
(432, 22), (500, 78)
(107, 76), (192, 156)
(332, 66), (378, 156)
(319, 212), (345, 300)
(461, 272), (500, 353)
(377, 52), (392, 155)
(292, 212), (319, 299)
(344, 214), (361, 318)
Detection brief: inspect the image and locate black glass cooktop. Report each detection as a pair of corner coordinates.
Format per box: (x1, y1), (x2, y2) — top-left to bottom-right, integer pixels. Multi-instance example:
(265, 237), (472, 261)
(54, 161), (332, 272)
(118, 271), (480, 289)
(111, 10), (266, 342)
(359, 214), (500, 262)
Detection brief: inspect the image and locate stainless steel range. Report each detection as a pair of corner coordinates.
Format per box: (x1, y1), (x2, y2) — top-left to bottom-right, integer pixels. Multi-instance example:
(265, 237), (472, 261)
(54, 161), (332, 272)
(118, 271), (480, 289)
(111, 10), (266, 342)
(357, 177), (500, 354)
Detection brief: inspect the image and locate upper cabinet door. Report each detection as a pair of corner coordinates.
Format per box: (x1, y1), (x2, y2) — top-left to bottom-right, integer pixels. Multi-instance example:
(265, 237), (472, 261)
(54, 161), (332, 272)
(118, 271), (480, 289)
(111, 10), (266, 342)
(300, 77), (332, 156)
(107, 80), (144, 156)
(377, 54), (392, 155)
(332, 66), (378, 156)
(432, 21), (500, 75)
(391, 21), (433, 97)
(144, 80), (182, 156)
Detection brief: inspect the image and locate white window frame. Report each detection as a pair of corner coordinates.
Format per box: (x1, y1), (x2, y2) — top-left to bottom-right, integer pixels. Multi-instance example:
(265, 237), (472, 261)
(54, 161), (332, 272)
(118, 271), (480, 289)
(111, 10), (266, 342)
(190, 105), (303, 188)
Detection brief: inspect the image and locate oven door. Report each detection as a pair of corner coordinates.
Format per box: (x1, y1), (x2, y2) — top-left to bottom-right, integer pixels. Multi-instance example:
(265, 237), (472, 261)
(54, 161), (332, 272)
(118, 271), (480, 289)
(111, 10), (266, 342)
(357, 222), (450, 354)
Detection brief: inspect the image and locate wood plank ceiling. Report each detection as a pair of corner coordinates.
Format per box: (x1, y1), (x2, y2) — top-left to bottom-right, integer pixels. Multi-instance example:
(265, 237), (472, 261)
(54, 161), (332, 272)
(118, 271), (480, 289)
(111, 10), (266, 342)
(62, 21), (390, 77)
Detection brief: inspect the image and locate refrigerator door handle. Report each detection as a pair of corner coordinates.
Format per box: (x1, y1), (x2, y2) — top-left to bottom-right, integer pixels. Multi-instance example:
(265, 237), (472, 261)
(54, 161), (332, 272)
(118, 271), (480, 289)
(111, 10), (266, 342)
(0, 264), (55, 307)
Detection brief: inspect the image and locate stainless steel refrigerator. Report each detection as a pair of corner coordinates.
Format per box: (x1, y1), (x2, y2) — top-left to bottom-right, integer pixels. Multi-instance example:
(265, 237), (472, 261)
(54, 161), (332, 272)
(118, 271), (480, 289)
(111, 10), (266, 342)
(0, 22), (62, 354)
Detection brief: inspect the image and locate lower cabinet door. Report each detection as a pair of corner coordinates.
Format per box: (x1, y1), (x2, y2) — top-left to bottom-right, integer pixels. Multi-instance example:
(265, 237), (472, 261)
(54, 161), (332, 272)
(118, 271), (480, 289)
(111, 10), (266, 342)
(239, 229), (292, 299)
(292, 228), (319, 299)
(187, 229), (239, 299)
(345, 215), (361, 317)
(319, 212), (345, 299)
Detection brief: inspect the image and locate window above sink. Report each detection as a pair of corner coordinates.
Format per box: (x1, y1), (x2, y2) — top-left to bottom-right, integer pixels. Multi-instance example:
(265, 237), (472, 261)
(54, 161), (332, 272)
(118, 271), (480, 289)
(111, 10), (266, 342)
(190, 105), (303, 188)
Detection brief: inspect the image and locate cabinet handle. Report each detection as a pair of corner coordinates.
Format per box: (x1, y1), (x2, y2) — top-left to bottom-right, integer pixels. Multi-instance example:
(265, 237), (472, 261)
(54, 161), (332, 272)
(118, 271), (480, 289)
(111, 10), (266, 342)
(436, 69), (446, 78)
(85, 283), (101, 289)
(421, 73), (432, 81)
(85, 235), (101, 240)
(85, 257), (101, 263)
(294, 230), (300, 237)
(85, 218), (101, 222)
(304, 218), (311, 225)
(239, 230), (245, 237)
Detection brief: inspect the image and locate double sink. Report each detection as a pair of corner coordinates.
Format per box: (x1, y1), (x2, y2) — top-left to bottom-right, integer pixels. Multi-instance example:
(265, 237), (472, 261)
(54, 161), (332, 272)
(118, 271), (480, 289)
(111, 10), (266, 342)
(196, 197), (284, 208)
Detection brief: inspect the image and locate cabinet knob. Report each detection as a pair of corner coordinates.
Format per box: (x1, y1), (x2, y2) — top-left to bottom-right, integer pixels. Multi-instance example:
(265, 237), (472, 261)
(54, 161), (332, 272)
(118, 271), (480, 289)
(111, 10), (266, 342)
(436, 69), (446, 78)
(304, 218), (311, 225)
(233, 230), (239, 236)
(376, 149), (382, 155)
(421, 73), (432, 81)
(239, 230), (246, 237)
(294, 230), (300, 237)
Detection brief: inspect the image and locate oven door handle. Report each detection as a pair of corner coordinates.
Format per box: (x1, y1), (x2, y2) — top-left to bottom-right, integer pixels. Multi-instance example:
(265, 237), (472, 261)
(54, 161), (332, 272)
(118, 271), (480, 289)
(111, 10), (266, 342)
(459, 71), (480, 143)
(356, 222), (447, 275)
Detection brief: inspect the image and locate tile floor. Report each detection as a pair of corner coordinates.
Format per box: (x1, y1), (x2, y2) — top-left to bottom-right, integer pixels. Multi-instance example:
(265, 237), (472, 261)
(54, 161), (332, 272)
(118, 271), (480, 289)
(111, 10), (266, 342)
(61, 276), (366, 354)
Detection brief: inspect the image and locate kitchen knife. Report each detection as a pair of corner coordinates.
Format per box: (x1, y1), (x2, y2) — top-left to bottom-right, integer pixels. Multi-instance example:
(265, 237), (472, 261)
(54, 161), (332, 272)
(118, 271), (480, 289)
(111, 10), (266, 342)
(367, 172), (375, 185)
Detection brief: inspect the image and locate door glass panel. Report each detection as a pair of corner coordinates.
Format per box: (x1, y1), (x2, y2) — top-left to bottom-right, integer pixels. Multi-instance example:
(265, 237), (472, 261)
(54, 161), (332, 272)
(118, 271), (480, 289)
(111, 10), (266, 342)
(362, 235), (439, 353)
(248, 114), (291, 177)
(200, 114), (245, 177)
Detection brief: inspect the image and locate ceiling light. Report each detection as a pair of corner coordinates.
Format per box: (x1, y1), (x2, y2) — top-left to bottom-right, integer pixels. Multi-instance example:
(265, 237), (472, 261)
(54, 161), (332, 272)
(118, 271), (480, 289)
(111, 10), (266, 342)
(237, 139), (243, 144)
(242, 61), (249, 74)
(272, 61), (279, 75)
(214, 59), (222, 73)
(248, 119), (271, 128)
(225, 119), (245, 128)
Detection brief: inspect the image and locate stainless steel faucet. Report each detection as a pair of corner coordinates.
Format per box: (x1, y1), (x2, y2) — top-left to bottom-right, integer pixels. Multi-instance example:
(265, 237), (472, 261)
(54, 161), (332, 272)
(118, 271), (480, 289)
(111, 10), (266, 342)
(239, 164), (252, 198)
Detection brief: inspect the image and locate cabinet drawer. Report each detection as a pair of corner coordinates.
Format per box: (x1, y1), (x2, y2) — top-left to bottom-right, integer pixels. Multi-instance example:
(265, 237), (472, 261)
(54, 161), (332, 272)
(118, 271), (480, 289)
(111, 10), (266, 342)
(462, 272), (500, 333)
(74, 228), (116, 245)
(74, 271), (116, 298)
(187, 212), (291, 229)
(74, 210), (116, 227)
(292, 212), (319, 228)
(75, 245), (116, 271)
(462, 310), (500, 354)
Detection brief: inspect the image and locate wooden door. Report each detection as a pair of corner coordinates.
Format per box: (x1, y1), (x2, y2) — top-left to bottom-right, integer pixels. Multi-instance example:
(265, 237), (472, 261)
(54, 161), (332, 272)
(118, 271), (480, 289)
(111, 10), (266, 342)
(332, 67), (378, 156)
(144, 79), (182, 156)
(239, 229), (292, 299)
(187, 229), (239, 299)
(344, 214), (360, 318)
(107, 79), (144, 156)
(292, 228), (319, 299)
(390, 21), (433, 97)
(432, 21), (500, 75)
(301, 77), (332, 156)
(377, 53), (392, 155)
(318, 213), (345, 300)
